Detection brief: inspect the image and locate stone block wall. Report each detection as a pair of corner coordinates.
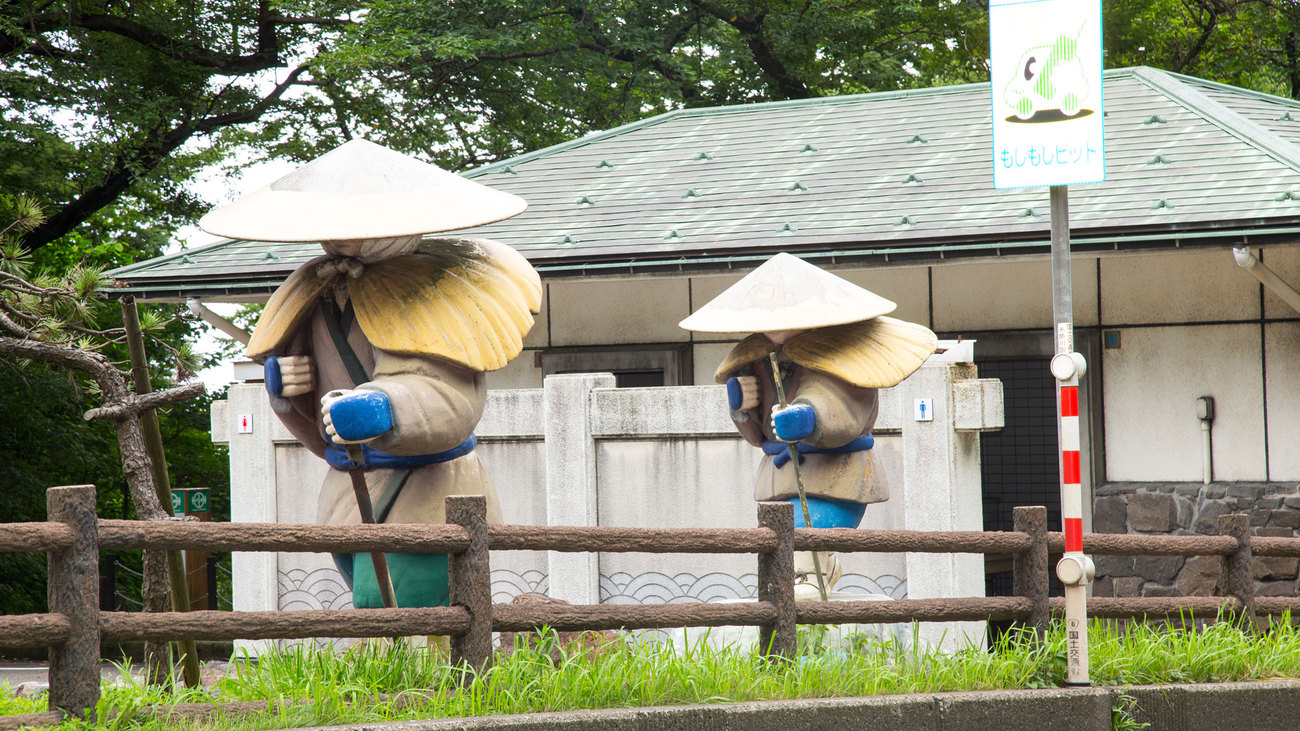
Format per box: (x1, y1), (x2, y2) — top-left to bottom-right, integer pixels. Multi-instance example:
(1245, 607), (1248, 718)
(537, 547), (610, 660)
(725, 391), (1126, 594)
(1092, 483), (1300, 599)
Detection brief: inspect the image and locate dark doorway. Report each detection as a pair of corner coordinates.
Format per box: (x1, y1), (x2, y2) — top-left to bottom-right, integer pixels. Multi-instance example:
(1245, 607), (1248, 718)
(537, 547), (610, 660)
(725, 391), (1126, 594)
(976, 358), (1065, 608)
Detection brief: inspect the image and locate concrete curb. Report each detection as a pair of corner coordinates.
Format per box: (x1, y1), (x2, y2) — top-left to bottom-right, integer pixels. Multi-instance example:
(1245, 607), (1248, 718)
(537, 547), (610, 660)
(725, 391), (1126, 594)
(277, 680), (1300, 731)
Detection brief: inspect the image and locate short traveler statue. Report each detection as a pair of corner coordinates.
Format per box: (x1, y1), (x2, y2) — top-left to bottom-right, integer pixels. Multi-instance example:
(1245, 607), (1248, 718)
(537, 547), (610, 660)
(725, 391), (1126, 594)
(680, 253), (936, 600)
(200, 139), (541, 609)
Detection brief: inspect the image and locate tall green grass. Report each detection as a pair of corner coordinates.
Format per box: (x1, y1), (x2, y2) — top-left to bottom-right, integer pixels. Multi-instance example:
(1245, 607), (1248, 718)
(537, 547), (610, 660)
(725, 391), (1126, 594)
(9, 614), (1299, 730)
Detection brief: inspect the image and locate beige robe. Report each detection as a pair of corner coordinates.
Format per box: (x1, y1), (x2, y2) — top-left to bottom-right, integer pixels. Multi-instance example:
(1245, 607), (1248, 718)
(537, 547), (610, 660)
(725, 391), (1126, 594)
(730, 358), (888, 505)
(266, 301), (503, 531)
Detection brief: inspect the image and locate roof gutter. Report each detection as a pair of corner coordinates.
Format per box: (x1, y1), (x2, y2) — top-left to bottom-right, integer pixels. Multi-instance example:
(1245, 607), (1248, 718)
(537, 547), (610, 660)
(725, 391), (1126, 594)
(1233, 247), (1300, 315)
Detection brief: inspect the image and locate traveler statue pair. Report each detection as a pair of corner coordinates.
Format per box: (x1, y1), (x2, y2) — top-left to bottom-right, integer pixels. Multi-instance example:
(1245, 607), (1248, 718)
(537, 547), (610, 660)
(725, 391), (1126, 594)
(200, 140), (937, 609)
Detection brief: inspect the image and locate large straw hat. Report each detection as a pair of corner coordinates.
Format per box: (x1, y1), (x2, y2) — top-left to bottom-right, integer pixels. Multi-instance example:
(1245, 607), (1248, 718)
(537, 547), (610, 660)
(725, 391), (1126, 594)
(199, 139), (527, 242)
(679, 252), (897, 333)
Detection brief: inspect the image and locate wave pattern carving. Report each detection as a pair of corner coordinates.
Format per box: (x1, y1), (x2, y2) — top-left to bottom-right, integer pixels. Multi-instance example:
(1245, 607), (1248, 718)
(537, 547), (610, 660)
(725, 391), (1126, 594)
(600, 572), (907, 604)
(276, 567), (907, 610)
(276, 567), (550, 609)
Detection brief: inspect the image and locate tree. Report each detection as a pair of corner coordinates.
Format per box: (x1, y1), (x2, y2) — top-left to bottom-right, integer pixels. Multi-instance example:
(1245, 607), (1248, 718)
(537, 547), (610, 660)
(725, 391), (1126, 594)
(1104, 0), (1300, 99)
(309, 1), (992, 170)
(0, 198), (204, 679)
(0, 0), (355, 252)
(2, 1), (993, 250)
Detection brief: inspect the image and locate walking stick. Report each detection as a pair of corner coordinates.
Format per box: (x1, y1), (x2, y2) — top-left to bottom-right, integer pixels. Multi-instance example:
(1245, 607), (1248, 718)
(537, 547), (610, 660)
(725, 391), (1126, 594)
(345, 444), (399, 609)
(768, 352), (829, 602)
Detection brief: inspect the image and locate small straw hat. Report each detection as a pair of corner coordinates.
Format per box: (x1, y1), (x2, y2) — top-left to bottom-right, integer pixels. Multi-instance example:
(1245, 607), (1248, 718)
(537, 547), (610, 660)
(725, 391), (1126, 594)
(679, 253), (897, 333)
(199, 139), (526, 242)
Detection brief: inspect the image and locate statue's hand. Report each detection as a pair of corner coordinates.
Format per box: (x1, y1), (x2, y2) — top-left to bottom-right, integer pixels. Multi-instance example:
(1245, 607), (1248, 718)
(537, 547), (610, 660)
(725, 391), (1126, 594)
(726, 376), (760, 411)
(771, 402), (816, 442)
(265, 355), (315, 398)
(321, 389), (393, 444)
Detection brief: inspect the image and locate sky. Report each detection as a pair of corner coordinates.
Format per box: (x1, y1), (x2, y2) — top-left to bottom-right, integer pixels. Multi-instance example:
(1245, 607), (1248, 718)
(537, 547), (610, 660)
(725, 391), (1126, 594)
(175, 156), (298, 391)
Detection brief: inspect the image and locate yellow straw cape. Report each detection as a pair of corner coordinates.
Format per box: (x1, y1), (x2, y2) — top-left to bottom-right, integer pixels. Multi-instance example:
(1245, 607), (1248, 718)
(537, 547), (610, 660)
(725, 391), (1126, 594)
(246, 238), (543, 372)
(714, 316), (938, 389)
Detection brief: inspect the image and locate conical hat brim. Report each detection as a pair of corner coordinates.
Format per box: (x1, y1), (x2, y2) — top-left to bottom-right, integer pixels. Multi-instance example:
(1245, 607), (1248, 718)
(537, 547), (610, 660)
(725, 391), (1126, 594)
(679, 253), (897, 333)
(199, 139), (526, 242)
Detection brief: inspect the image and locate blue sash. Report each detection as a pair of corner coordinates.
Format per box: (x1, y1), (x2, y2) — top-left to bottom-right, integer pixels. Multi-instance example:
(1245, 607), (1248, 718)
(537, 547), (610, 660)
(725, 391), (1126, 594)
(762, 434), (874, 468)
(324, 435), (477, 471)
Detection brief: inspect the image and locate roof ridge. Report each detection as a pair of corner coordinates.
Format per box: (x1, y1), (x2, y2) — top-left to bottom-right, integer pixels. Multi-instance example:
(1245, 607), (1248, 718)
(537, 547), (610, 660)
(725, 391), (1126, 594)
(1130, 66), (1300, 172)
(1144, 66), (1300, 109)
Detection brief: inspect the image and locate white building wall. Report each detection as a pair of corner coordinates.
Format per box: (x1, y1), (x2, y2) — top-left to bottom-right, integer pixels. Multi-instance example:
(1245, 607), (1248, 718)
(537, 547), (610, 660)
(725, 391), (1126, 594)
(932, 258), (1100, 331)
(1262, 244), (1300, 319)
(1266, 322), (1300, 480)
(1103, 324), (1266, 481)
(549, 277), (692, 346)
(483, 243), (1299, 485)
(1100, 248), (1260, 323)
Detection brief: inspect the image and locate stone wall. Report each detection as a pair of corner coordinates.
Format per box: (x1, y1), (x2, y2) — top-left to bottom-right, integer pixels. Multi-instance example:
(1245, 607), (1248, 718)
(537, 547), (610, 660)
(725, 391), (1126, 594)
(1092, 483), (1300, 599)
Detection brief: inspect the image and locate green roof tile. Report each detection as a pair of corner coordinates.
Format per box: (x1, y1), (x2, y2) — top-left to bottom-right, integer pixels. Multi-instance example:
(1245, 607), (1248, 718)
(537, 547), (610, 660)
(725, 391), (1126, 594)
(107, 67), (1300, 300)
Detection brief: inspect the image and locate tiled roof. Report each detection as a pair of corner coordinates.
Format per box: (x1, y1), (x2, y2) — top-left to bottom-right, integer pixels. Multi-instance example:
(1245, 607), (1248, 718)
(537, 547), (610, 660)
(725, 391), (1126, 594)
(108, 67), (1300, 301)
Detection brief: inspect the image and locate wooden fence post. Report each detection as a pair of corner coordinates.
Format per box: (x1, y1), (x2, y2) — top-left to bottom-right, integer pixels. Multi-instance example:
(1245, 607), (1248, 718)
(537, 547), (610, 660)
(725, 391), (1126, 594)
(756, 501), (796, 659)
(1217, 513), (1256, 630)
(447, 495), (492, 674)
(1012, 506), (1050, 639)
(47, 485), (101, 719)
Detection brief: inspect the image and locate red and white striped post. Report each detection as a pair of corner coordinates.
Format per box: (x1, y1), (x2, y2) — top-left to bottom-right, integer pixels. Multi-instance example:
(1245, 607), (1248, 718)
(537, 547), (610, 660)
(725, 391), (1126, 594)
(1049, 186), (1094, 686)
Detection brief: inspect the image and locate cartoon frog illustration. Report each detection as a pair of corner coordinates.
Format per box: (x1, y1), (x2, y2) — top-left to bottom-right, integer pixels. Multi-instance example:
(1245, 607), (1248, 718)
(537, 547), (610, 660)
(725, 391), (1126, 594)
(1003, 26), (1090, 121)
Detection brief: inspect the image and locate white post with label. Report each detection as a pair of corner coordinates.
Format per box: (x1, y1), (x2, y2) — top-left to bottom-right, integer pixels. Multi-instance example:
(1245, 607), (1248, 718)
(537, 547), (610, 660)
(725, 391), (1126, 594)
(1049, 187), (1094, 686)
(990, 0), (1104, 685)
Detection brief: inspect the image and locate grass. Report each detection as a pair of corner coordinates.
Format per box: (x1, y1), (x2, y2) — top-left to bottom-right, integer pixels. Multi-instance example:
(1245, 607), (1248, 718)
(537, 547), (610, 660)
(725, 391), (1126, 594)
(3, 614), (1298, 730)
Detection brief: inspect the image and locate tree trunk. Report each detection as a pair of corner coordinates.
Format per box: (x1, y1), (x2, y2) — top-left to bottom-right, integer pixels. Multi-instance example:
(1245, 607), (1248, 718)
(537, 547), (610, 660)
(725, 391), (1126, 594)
(142, 549), (173, 685)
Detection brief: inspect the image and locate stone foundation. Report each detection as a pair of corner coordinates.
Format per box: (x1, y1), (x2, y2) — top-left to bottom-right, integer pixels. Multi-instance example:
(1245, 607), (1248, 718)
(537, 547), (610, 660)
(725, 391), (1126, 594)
(1091, 483), (1300, 599)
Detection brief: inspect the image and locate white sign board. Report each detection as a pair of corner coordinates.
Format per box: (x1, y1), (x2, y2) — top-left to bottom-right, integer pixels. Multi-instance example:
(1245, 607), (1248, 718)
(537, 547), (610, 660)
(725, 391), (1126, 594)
(989, 0), (1104, 189)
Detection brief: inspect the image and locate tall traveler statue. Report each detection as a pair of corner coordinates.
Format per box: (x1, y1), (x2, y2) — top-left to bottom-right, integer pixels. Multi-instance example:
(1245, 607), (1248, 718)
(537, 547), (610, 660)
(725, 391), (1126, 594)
(200, 139), (541, 609)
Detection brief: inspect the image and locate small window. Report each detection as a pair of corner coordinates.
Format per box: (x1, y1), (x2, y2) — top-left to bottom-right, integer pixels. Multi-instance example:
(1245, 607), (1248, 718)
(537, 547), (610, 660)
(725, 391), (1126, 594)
(540, 345), (691, 387)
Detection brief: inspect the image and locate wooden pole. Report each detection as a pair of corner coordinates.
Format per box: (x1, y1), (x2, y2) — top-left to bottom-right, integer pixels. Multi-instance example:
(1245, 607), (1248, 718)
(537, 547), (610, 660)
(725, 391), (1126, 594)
(756, 501), (796, 659)
(47, 485), (100, 719)
(447, 495), (492, 674)
(120, 297), (201, 688)
(1012, 506), (1050, 640)
(1217, 514), (1256, 631)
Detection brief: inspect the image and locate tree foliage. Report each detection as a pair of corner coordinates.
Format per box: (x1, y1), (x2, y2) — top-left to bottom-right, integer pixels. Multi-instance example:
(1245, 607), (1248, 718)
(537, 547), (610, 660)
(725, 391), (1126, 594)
(307, 1), (992, 169)
(1105, 0), (1300, 98)
(0, 201), (223, 616)
(0, 0), (353, 252)
(2, 1), (996, 251)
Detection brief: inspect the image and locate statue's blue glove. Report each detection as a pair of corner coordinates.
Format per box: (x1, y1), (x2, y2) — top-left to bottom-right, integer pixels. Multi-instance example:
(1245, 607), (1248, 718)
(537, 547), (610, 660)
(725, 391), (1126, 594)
(772, 403), (816, 442)
(264, 356), (283, 397)
(264, 355), (314, 399)
(726, 377), (744, 410)
(322, 390), (393, 444)
(726, 375), (759, 412)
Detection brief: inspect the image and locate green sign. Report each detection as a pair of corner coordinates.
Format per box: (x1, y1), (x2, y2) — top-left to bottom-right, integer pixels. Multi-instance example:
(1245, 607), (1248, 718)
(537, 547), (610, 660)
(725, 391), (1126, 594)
(172, 488), (211, 515)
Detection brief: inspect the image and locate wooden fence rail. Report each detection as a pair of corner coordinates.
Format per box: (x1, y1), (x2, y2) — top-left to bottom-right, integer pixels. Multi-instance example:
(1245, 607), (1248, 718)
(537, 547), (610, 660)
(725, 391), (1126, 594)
(1, 486), (1299, 724)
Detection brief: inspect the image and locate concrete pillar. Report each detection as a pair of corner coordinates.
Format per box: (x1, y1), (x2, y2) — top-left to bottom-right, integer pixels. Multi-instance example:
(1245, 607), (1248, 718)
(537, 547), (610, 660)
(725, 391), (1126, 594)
(897, 361), (1003, 650)
(212, 383), (279, 655)
(543, 372), (615, 604)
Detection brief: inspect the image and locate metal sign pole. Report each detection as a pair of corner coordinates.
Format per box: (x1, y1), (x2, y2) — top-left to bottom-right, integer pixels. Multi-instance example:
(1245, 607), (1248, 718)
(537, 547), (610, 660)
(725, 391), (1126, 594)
(1048, 185), (1094, 685)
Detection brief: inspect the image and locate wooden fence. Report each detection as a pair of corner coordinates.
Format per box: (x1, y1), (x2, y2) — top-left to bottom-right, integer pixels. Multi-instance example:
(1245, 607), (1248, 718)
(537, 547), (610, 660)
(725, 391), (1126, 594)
(3, 484), (1300, 725)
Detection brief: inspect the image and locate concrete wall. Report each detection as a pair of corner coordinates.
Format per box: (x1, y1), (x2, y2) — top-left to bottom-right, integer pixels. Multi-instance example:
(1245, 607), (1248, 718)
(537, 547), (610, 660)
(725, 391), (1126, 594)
(489, 243), (1300, 485)
(213, 356), (1003, 654)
